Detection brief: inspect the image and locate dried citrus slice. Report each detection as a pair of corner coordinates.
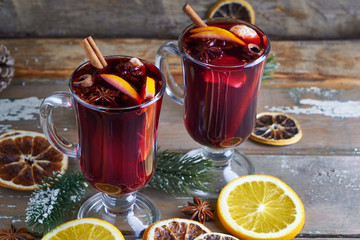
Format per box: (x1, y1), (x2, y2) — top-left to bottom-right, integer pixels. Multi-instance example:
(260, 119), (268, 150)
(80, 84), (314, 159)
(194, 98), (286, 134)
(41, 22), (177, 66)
(207, 0), (255, 24)
(195, 233), (239, 240)
(95, 183), (122, 195)
(250, 112), (302, 146)
(0, 130), (68, 191)
(217, 175), (305, 240)
(41, 218), (124, 240)
(143, 218), (211, 240)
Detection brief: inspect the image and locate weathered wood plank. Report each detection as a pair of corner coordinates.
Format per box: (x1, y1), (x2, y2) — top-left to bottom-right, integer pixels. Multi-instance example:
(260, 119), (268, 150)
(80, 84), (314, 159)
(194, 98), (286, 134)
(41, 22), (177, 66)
(1, 79), (360, 155)
(1, 0), (359, 40)
(1, 39), (360, 89)
(1, 155), (359, 237)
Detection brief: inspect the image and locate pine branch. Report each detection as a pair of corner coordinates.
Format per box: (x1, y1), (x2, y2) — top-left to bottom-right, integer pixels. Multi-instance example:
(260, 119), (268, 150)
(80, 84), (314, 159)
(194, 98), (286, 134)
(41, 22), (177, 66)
(262, 54), (280, 82)
(25, 169), (88, 235)
(149, 150), (216, 195)
(25, 150), (215, 235)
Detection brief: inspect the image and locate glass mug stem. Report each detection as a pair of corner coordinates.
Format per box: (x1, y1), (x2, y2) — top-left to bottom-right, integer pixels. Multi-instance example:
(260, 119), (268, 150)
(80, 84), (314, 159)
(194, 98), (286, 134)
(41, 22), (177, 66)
(40, 91), (78, 158)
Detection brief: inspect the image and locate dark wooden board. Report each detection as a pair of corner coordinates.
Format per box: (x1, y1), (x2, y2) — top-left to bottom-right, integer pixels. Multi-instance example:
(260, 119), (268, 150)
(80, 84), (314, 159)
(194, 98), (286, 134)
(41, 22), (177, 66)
(1, 0), (360, 40)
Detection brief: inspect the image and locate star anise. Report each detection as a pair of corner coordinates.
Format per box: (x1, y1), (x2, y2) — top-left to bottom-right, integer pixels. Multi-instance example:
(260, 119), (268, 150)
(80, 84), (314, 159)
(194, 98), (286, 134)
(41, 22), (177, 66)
(88, 86), (120, 107)
(199, 40), (223, 63)
(181, 195), (215, 224)
(0, 224), (35, 240)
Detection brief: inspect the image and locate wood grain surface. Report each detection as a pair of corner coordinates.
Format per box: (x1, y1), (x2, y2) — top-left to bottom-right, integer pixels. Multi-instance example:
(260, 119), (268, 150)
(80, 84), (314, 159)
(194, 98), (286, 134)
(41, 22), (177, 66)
(0, 38), (359, 239)
(0, 0), (359, 40)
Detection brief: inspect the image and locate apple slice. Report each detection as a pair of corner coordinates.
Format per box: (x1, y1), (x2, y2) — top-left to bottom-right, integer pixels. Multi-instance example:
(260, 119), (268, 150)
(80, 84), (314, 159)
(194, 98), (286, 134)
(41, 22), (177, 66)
(230, 24), (260, 45)
(143, 76), (156, 99)
(189, 27), (246, 46)
(100, 74), (141, 103)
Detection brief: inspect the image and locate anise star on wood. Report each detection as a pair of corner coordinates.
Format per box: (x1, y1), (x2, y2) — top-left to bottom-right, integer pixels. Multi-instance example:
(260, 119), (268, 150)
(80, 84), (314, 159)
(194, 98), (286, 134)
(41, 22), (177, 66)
(88, 86), (119, 107)
(181, 195), (215, 224)
(0, 224), (35, 240)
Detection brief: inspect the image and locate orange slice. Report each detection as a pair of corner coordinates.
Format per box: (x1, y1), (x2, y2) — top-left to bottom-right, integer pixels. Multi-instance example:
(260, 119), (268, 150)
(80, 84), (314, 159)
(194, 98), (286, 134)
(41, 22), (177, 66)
(41, 218), (124, 240)
(217, 175), (305, 240)
(100, 74), (141, 103)
(95, 183), (122, 195)
(250, 112), (302, 146)
(189, 27), (246, 46)
(0, 130), (68, 191)
(219, 137), (243, 148)
(144, 76), (156, 99)
(207, 0), (255, 24)
(143, 218), (211, 240)
(194, 233), (239, 240)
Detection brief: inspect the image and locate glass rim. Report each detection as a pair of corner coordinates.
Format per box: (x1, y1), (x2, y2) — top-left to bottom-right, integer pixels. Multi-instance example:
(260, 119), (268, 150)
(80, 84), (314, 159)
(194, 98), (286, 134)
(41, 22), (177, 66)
(68, 55), (166, 112)
(178, 18), (271, 69)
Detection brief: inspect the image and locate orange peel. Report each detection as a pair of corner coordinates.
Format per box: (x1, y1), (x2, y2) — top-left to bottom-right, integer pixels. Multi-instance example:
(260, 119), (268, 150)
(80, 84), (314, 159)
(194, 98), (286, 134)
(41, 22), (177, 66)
(189, 26), (246, 46)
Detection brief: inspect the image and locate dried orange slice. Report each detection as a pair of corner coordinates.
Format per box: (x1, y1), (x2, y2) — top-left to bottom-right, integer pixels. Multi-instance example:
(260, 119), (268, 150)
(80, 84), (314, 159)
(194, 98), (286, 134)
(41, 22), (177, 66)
(195, 233), (239, 240)
(0, 130), (68, 191)
(143, 218), (211, 240)
(250, 112), (302, 146)
(207, 0), (255, 24)
(95, 183), (122, 195)
(217, 175), (305, 240)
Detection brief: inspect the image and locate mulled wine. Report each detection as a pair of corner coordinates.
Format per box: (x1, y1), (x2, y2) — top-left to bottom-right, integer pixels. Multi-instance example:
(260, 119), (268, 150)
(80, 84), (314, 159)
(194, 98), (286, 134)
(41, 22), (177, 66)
(180, 19), (268, 148)
(70, 56), (163, 194)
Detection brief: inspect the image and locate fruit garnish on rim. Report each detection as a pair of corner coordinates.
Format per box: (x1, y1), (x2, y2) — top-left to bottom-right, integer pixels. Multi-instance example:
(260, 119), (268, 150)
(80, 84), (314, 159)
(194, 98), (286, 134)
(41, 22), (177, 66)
(0, 130), (68, 191)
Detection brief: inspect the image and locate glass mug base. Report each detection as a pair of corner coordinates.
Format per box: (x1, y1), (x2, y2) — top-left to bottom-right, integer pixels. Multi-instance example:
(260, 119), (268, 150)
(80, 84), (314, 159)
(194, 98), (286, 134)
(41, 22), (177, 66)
(77, 192), (161, 239)
(186, 147), (254, 199)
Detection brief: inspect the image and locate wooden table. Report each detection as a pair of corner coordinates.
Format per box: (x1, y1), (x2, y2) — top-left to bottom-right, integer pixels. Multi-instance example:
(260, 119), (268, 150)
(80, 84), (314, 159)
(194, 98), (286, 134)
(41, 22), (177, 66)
(0, 38), (359, 239)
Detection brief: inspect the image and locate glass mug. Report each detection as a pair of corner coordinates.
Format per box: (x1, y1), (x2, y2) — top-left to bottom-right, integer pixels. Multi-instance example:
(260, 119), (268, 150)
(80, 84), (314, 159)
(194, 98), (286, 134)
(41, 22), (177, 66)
(40, 55), (165, 238)
(156, 18), (270, 198)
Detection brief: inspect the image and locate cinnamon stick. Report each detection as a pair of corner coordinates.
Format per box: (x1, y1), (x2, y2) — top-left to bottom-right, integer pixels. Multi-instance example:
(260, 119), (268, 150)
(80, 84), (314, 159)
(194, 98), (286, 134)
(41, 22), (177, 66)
(183, 3), (207, 27)
(79, 36), (108, 69)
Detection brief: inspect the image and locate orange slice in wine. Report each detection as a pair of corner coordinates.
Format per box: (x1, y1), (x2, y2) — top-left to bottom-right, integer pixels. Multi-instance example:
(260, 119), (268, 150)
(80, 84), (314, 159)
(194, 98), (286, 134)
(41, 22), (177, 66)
(143, 76), (156, 99)
(100, 74), (141, 103)
(0, 130), (68, 191)
(189, 26), (246, 46)
(95, 183), (122, 195)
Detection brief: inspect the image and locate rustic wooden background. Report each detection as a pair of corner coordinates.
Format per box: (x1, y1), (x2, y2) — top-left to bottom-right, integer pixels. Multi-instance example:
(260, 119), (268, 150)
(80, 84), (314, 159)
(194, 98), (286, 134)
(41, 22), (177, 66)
(0, 0), (359, 40)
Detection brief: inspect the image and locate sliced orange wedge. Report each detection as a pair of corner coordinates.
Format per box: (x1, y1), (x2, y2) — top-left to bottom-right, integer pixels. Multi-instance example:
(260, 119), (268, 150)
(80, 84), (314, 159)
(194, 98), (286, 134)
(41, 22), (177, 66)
(100, 74), (141, 103)
(143, 76), (156, 99)
(189, 26), (246, 46)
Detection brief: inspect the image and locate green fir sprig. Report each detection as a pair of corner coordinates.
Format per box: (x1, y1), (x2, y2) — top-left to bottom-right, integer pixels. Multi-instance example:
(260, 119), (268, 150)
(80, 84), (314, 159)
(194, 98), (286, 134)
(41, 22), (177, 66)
(25, 150), (215, 235)
(26, 169), (88, 235)
(262, 54), (280, 82)
(149, 150), (216, 195)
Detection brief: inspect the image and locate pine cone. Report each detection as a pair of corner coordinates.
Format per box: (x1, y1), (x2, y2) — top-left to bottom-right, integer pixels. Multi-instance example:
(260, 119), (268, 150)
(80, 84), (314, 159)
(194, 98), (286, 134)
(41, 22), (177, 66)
(0, 45), (15, 92)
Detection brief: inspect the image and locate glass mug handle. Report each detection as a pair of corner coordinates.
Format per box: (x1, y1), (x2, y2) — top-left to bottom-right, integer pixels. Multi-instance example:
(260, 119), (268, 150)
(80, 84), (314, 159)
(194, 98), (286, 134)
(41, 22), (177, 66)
(39, 91), (78, 158)
(155, 40), (184, 105)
